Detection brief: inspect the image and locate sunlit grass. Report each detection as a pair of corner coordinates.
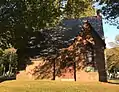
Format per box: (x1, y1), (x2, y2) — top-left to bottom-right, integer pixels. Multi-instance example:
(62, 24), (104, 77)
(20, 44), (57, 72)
(0, 80), (119, 92)
(108, 79), (119, 84)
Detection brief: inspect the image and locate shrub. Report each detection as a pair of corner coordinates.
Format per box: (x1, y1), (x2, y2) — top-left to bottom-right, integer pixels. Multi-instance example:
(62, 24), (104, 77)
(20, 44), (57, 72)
(0, 48), (18, 77)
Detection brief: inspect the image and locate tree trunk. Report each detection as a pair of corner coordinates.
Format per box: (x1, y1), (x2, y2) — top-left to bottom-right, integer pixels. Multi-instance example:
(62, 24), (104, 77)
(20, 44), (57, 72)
(8, 64), (13, 76)
(3, 65), (6, 76)
(52, 59), (55, 80)
(16, 49), (27, 70)
(73, 61), (76, 81)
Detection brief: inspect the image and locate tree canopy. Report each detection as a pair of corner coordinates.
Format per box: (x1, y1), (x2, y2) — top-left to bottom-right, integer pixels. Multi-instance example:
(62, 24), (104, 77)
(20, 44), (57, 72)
(0, 0), (62, 49)
(96, 0), (119, 19)
(64, 0), (95, 19)
(0, 0), (94, 49)
(106, 47), (119, 71)
(95, 0), (119, 27)
(0, 0), (95, 56)
(0, 0), (95, 70)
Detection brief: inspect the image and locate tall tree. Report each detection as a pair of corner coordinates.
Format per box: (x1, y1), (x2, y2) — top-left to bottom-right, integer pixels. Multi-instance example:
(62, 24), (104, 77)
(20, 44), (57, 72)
(96, 0), (119, 19)
(0, 0), (95, 70)
(0, 0), (62, 69)
(64, 0), (95, 19)
(0, 0), (95, 50)
(106, 47), (119, 71)
(0, 0), (61, 49)
(95, 0), (119, 27)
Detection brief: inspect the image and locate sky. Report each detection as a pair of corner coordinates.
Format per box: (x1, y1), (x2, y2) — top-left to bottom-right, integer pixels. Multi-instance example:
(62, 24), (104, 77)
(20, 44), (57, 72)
(62, 1), (119, 48)
(93, 1), (119, 48)
(102, 19), (119, 48)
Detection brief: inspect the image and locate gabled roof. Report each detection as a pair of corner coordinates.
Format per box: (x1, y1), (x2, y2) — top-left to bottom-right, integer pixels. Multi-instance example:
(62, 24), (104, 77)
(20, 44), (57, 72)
(26, 16), (105, 57)
(61, 16), (104, 41)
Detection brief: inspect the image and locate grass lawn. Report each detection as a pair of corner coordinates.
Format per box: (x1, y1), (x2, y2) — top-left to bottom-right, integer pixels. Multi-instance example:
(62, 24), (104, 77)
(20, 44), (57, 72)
(0, 80), (119, 92)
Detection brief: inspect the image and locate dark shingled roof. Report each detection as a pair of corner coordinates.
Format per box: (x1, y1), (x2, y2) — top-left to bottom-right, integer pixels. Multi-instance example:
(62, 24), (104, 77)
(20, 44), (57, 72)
(26, 16), (105, 57)
(61, 16), (104, 41)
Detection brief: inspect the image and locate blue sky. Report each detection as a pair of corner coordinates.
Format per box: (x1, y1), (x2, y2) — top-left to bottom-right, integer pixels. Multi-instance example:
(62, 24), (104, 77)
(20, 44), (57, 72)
(93, 1), (119, 48)
(62, 1), (119, 48)
(103, 19), (119, 48)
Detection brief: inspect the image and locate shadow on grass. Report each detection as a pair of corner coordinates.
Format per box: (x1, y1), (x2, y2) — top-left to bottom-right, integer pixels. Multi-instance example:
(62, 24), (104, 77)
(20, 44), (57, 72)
(107, 80), (119, 85)
(0, 76), (16, 83)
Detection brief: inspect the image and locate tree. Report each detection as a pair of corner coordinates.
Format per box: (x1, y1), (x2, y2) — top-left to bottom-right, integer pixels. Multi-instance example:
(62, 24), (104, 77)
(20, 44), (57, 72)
(0, 0), (61, 48)
(64, 0), (95, 19)
(0, 0), (95, 70)
(96, 0), (119, 19)
(95, 0), (119, 27)
(0, 0), (62, 69)
(106, 47), (119, 71)
(0, 0), (95, 50)
(0, 48), (17, 76)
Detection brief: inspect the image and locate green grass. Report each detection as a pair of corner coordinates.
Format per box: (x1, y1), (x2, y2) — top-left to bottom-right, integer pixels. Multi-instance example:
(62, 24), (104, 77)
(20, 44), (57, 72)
(0, 80), (119, 92)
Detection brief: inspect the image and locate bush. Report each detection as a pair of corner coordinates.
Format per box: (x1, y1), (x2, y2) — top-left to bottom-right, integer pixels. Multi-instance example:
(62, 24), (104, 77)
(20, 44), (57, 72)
(85, 66), (95, 72)
(0, 48), (18, 77)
